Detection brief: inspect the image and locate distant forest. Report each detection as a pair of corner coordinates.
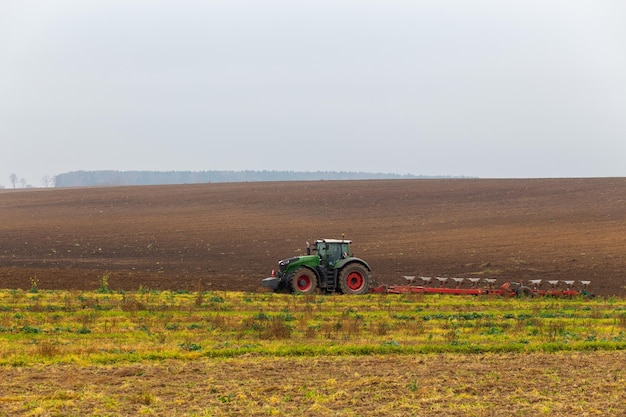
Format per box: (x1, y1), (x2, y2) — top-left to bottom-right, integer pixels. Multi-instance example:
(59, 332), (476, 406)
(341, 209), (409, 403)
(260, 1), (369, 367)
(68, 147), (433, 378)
(54, 170), (460, 187)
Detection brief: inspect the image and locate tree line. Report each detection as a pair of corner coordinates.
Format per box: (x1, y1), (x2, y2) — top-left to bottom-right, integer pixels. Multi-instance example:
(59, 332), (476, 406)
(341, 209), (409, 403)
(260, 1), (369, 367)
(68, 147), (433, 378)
(53, 170), (449, 187)
(3, 170), (468, 189)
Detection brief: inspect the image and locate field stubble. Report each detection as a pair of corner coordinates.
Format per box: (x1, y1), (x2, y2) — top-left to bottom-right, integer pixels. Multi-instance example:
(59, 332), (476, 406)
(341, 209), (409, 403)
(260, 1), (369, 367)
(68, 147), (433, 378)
(1, 352), (625, 416)
(0, 289), (625, 416)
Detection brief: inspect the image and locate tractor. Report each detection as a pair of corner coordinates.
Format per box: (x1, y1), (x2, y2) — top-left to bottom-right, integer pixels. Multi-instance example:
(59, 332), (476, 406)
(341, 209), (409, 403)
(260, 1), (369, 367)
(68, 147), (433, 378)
(262, 238), (373, 294)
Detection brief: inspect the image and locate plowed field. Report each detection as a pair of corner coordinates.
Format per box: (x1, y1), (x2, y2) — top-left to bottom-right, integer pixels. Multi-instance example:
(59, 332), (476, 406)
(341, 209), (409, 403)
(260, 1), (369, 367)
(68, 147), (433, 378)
(1, 178), (625, 295)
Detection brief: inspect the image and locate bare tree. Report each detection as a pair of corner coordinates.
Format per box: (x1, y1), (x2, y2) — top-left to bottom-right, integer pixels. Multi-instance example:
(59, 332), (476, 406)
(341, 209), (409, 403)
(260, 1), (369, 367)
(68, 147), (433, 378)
(42, 175), (53, 188)
(9, 173), (18, 189)
(19, 178), (28, 188)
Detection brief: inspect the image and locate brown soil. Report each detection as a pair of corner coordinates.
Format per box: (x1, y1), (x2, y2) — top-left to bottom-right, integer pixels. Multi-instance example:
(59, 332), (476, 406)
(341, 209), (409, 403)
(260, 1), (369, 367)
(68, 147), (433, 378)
(1, 178), (625, 295)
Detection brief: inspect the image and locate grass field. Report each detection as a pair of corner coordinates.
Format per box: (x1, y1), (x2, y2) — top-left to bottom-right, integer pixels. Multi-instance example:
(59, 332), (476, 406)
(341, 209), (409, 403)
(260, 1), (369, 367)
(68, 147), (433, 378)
(1, 287), (625, 415)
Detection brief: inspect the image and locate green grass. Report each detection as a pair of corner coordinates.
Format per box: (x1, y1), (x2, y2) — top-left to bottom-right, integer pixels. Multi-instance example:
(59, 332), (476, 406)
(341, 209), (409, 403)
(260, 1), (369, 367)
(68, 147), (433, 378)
(0, 289), (625, 365)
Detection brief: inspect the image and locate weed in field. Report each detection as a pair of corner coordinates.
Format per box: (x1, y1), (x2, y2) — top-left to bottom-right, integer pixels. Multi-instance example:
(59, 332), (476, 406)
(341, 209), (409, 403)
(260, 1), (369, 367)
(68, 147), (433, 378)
(444, 328), (460, 344)
(304, 325), (319, 339)
(202, 314), (224, 331)
(9, 289), (26, 305)
(375, 321), (390, 336)
(153, 332), (167, 344)
(545, 320), (566, 342)
(27, 298), (43, 312)
(120, 294), (146, 312)
(179, 341), (202, 351)
(62, 293), (76, 311)
(78, 294), (99, 309)
(218, 393), (235, 404)
(512, 318), (526, 334)
(321, 322), (336, 340)
(194, 291), (205, 307)
(404, 319), (425, 336)
(133, 391), (156, 406)
(259, 317), (292, 340)
(482, 326), (505, 336)
(21, 325), (42, 334)
(406, 380), (420, 392)
(165, 323), (180, 331)
(96, 273), (112, 294)
(29, 276), (39, 293)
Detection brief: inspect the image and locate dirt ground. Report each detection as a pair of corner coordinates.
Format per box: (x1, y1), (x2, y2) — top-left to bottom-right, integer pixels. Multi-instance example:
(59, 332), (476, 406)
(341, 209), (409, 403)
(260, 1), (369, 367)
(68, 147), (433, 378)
(1, 352), (624, 416)
(1, 178), (625, 295)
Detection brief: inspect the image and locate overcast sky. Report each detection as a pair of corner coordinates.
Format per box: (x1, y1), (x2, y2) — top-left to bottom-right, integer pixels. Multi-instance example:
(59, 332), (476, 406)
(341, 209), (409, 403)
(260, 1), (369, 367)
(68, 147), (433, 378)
(1, 1), (625, 187)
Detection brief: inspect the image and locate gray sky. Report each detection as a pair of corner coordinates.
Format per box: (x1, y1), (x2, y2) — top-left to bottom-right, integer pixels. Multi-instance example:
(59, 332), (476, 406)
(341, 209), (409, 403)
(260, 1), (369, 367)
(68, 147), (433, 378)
(1, 0), (625, 187)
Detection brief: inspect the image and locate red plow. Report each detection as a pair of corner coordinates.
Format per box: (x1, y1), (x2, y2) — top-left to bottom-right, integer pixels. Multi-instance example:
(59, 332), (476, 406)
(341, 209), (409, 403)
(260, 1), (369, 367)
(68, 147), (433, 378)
(371, 276), (592, 297)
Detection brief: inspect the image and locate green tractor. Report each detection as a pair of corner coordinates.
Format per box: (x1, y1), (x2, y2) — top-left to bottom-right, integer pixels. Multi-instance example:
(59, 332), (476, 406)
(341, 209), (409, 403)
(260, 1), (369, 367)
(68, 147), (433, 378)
(262, 239), (373, 295)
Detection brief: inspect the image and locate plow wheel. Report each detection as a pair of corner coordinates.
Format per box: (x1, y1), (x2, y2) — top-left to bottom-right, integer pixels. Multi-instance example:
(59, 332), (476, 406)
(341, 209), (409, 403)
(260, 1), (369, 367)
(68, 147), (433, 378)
(516, 286), (533, 297)
(339, 264), (371, 295)
(290, 268), (318, 294)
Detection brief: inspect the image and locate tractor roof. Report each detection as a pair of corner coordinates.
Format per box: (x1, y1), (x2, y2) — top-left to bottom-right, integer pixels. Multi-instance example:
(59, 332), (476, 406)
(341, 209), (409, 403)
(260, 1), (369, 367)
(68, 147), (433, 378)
(316, 239), (352, 244)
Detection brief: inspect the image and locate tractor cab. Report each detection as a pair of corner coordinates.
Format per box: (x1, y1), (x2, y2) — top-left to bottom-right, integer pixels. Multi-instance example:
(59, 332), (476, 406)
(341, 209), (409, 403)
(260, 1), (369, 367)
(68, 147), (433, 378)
(308, 239), (351, 268)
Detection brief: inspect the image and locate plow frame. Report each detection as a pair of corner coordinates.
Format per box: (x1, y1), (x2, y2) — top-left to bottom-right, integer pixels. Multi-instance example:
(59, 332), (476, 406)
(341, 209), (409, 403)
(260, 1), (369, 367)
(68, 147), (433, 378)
(371, 282), (591, 298)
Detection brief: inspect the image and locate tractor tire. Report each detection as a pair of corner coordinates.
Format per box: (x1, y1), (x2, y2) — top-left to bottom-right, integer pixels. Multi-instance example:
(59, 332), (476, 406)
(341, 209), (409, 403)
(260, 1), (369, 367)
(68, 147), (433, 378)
(338, 264), (371, 295)
(290, 268), (318, 294)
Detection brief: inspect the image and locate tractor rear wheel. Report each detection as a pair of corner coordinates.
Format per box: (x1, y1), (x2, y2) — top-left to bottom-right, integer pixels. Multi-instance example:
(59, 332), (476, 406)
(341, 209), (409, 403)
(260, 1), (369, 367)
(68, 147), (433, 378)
(290, 268), (318, 294)
(338, 264), (371, 295)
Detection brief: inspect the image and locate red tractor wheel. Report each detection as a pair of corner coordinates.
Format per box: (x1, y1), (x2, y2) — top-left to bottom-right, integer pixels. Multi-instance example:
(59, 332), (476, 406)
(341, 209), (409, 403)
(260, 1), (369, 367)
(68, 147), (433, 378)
(339, 264), (371, 295)
(290, 268), (318, 294)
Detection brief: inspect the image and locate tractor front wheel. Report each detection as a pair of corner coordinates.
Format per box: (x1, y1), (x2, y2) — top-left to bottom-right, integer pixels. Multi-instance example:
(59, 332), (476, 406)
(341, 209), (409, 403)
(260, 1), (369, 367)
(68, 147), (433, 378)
(290, 268), (318, 294)
(339, 264), (371, 295)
